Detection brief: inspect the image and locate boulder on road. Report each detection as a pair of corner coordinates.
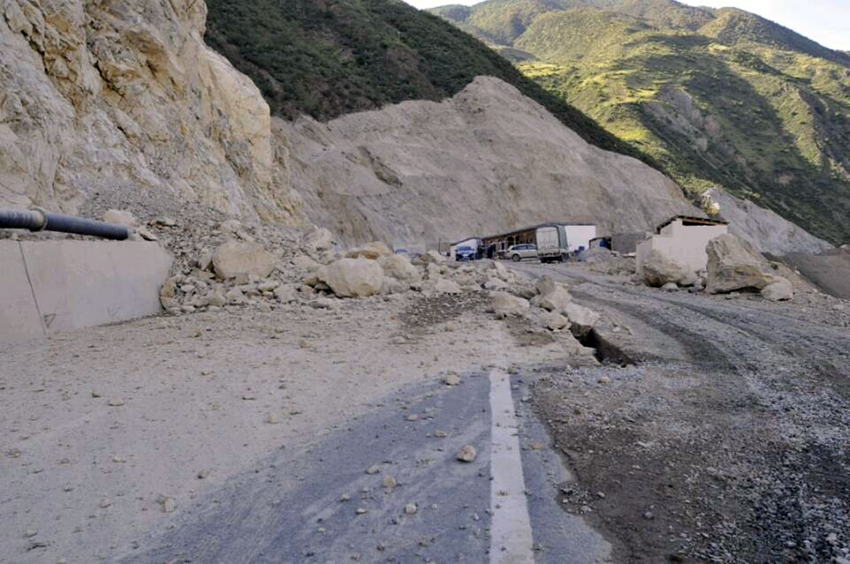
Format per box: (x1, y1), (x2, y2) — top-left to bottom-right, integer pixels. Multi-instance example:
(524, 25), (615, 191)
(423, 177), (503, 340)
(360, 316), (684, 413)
(642, 249), (695, 287)
(535, 275), (556, 296)
(705, 234), (773, 294)
(536, 285), (572, 312)
(317, 258), (384, 298)
(564, 302), (600, 338)
(491, 292), (530, 318)
(346, 242), (393, 260)
(380, 254), (421, 282)
(212, 241), (275, 280)
(761, 277), (794, 302)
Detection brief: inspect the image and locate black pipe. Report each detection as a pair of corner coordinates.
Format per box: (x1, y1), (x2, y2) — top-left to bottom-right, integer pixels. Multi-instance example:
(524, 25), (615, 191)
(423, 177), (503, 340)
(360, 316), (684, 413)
(0, 208), (130, 240)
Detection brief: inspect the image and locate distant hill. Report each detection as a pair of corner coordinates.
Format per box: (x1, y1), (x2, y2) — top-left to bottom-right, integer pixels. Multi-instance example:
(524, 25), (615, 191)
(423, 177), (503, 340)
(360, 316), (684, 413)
(431, 0), (850, 244)
(203, 0), (644, 159)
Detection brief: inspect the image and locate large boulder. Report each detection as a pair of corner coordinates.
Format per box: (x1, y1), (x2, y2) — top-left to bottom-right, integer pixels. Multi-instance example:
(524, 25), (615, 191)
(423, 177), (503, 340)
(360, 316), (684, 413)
(317, 258), (384, 298)
(705, 234), (774, 294)
(379, 254), (421, 282)
(534, 275), (556, 296)
(536, 285), (572, 313)
(564, 302), (600, 338)
(642, 250), (695, 287)
(346, 242), (393, 260)
(491, 292), (530, 318)
(212, 241), (275, 280)
(302, 228), (335, 253)
(761, 278), (794, 302)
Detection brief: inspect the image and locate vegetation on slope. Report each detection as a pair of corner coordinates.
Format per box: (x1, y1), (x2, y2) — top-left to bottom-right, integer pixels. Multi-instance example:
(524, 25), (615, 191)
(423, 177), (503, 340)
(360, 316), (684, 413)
(432, 0), (850, 243)
(203, 0), (645, 160)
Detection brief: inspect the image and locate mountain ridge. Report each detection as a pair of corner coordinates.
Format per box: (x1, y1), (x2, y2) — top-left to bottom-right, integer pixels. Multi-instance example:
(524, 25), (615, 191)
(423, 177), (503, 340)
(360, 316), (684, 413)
(430, 0), (850, 244)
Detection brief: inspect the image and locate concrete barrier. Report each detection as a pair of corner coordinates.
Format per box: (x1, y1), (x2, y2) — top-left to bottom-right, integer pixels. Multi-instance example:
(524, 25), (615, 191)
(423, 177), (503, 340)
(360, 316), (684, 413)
(0, 240), (172, 344)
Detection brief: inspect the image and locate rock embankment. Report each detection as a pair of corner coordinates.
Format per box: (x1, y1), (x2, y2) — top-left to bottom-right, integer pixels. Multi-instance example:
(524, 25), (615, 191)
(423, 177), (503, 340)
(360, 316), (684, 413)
(276, 76), (699, 246)
(0, 0), (302, 223)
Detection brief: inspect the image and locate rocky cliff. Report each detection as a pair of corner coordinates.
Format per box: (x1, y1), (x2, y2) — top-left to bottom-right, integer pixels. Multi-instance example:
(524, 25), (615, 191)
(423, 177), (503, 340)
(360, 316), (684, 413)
(276, 76), (699, 247)
(0, 0), (302, 223)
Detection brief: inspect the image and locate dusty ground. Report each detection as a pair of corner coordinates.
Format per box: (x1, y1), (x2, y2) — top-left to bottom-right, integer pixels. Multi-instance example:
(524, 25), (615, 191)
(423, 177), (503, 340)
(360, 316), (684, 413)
(517, 263), (850, 563)
(0, 290), (566, 563)
(2, 261), (849, 563)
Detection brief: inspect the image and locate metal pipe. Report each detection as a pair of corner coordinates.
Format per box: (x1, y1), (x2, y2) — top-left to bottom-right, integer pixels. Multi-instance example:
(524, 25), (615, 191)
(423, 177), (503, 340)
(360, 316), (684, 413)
(0, 208), (131, 240)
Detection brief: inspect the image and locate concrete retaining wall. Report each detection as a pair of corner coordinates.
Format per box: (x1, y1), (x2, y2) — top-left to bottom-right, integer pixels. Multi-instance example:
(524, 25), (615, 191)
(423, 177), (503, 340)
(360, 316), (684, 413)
(0, 240), (172, 344)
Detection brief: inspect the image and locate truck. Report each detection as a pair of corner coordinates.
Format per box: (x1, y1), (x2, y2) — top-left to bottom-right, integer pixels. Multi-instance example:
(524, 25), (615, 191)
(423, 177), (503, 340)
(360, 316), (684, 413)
(535, 224), (569, 263)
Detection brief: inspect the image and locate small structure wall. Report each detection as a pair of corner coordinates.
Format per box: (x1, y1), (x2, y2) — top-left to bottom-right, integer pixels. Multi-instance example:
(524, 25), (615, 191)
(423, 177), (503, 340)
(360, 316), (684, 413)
(0, 240), (172, 345)
(636, 219), (728, 275)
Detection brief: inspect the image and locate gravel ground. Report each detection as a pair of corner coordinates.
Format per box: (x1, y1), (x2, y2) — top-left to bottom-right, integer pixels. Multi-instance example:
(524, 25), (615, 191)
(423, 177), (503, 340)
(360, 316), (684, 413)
(518, 263), (850, 563)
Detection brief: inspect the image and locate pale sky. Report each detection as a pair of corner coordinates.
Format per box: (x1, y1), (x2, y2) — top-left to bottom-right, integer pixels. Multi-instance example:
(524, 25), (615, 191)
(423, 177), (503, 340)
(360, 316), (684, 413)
(405, 0), (850, 51)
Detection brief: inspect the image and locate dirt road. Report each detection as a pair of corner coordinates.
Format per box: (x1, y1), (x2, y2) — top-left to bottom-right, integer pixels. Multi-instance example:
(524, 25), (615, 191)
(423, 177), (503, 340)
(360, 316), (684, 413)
(516, 263), (850, 563)
(1, 262), (848, 563)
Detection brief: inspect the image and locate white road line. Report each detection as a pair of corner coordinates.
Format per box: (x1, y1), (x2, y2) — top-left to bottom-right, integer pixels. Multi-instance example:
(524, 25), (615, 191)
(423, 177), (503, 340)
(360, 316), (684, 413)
(489, 368), (535, 564)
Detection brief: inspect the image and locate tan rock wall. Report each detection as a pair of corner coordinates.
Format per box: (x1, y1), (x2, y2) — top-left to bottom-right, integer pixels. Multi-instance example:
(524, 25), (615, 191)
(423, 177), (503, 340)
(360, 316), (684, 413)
(0, 0), (302, 224)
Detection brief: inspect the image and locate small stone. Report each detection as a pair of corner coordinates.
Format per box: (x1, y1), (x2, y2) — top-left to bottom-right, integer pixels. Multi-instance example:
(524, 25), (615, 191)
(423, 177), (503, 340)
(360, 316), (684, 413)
(434, 430), (448, 438)
(299, 340), (310, 349)
(265, 413), (280, 425)
(405, 414), (419, 421)
(597, 376), (610, 384)
(99, 499), (112, 509)
(91, 391), (101, 398)
(443, 373), (461, 386)
(356, 508), (367, 515)
(197, 470), (211, 480)
(112, 456), (126, 463)
(366, 465), (381, 475)
(457, 445), (477, 463)
(157, 496), (177, 513)
(339, 494), (351, 502)
(24, 530), (37, 538)
(108, 399), (125, 407)
(382, 475), (398, 489)
(643, 511), (654, 520)
(530, 442), (545, 451)
(404, 503), (418, 515)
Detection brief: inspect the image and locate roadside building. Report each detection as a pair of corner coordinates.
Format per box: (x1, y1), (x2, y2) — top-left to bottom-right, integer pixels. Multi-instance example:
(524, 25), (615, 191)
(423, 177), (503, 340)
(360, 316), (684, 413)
(636, 216), (729, 276)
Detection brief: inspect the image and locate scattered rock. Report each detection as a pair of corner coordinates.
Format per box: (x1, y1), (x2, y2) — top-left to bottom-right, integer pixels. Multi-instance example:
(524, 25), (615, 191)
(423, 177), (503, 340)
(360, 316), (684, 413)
(642, 249), (695, 288)
(380, 254), (421, 282)
(543, 312), (570, 331)
(404, 503), (418, 515)
(457, 445), (477, 463)
(433, 279), (462, 295)
(537, 285), (572, 312)
(563, 302), (600, 338)
(102, 209), (138, 228)
(382, 475), (398, 489)
(443, 373), (462, 386)
(491, 292), (530, 318)
(761, 277), (794, 302)
(212, 241), (275, 280)
(317, 258), (384, 298)
(157, 496), (177, 513)
(108, 399), (125, 407)
(434, 430), (448, 438)
(366, 465), (382, 475)
(302, 228), (335, 253)
(346, 242), (393, 260)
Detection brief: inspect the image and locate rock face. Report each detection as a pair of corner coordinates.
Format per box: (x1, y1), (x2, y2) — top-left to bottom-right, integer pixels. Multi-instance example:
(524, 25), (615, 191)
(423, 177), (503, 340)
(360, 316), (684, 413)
(0, 0), (302, 223)
(642, 250), (696, 287)
(704, 189), (833, 256)
(317, 258), (383, 298)
(276, 77), (699, 246)
(705, 234), (775, 294)
(212, 241), (275, 280)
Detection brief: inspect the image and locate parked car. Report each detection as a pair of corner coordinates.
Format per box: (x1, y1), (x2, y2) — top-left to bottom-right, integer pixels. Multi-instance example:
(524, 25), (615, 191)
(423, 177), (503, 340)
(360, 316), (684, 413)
(506, 244), (538, 262)
(455, 246), (477, 261)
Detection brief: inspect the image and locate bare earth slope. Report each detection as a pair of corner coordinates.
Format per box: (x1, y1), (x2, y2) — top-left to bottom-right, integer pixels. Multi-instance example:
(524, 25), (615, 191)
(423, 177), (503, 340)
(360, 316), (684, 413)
(0, 0), (302, 223)
(277, 77), (698, 246)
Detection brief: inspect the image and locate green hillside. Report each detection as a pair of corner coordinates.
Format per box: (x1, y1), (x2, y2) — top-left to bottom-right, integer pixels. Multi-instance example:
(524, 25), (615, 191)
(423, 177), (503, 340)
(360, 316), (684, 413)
(203, 0), (642, 159)
(431, 0), (850, 244)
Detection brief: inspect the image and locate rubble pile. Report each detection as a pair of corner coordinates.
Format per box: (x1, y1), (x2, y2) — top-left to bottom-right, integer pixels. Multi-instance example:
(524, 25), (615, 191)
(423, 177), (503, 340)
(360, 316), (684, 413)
(583, 248), (637, 276)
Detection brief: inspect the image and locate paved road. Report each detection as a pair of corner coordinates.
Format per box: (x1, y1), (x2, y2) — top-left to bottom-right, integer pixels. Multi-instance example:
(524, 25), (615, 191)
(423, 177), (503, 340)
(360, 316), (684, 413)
(114, 263), (850, 563)
(118, 361), (610, 563)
